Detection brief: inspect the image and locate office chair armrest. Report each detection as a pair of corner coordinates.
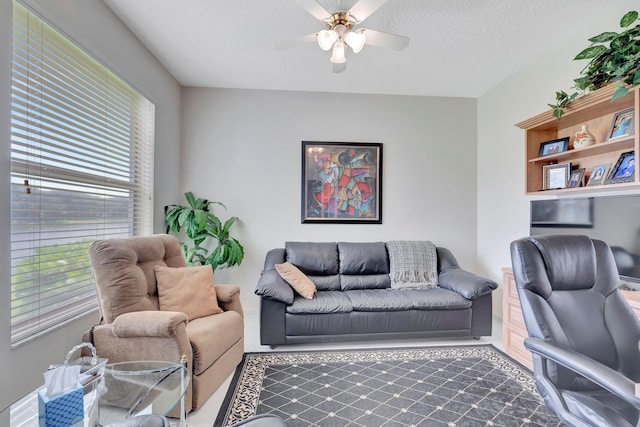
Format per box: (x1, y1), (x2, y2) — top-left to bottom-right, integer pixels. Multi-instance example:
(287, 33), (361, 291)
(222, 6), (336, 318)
(112, 311), (188, 338)
(525, 337), (640, 409)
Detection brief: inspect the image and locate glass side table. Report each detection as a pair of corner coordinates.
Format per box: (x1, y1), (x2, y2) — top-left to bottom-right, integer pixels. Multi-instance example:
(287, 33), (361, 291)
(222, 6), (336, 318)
(7, 360), (190, 427)
(98, 360), (190, 426)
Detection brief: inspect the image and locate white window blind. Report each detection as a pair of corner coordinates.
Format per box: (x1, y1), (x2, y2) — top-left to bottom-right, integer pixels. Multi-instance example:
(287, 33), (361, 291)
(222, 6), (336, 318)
(10, 1), (155, 345)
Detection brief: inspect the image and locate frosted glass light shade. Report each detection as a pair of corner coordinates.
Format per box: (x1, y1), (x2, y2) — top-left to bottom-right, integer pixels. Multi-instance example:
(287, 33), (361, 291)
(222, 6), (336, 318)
(330, 41), (346, 64)
(345, 30), (366, 53)
(318, 29), (338, 51)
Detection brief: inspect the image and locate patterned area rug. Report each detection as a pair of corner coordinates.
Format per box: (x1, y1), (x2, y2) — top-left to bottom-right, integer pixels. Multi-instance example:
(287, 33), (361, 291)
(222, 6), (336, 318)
(215, 345), (562, 427)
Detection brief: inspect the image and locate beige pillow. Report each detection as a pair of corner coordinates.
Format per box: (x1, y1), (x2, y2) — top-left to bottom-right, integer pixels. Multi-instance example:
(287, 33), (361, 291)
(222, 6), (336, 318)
(275, 262), (316, 299)
(155, 265), (223, 320)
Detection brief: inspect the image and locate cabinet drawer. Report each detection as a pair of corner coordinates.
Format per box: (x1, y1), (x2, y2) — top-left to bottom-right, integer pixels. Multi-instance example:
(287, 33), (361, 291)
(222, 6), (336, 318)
(504, 299), (526, 329)
(504, 324), (533, 370)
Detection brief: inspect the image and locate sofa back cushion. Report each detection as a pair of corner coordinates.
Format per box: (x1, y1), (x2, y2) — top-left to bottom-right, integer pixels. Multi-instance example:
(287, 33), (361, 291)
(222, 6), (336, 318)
(338, 242), (390, 290)
(285, 242), (340, 291)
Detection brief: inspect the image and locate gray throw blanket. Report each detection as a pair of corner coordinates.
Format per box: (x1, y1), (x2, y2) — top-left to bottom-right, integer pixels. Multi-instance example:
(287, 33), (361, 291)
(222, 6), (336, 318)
(386, 240), (439, 289)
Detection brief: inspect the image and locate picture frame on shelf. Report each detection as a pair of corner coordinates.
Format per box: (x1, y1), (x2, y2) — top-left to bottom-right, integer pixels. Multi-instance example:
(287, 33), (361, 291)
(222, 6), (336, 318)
(605, 151), (635, 184)
(586, 163), (611, 186)
(543, 162), (571, 190)
(301, 141), (383, 224)
(607, 108), (634, 140)
(568, 168), (586, 188)
(538, 137), (570, 157)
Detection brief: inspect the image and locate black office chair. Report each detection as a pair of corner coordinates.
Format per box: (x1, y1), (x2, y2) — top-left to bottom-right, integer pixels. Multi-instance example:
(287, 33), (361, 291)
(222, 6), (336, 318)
(510, 235), (640, 427)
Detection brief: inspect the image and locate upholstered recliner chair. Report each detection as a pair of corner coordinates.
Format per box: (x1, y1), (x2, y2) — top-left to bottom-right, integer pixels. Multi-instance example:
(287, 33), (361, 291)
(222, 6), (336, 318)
(510, 234), (640, 427)
(85, 234), (244, 412)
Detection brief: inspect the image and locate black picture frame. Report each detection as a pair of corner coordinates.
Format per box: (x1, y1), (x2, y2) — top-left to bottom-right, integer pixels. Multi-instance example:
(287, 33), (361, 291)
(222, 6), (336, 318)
(605, 151), (635, 184)
(301, 141), (382, 224)
(568, 168), (586, 188)
(538, 137), (570, 157)
(607, 108), (634, 140)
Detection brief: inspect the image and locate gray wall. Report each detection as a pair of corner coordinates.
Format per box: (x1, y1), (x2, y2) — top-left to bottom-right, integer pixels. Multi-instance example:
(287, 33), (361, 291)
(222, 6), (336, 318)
(181, 88), (478, 317)
(0, 0), (182, 412)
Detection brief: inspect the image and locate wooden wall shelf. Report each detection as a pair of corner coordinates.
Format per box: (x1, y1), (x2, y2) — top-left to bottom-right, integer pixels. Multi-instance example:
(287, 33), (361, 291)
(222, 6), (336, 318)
(516, 85), (639, 195)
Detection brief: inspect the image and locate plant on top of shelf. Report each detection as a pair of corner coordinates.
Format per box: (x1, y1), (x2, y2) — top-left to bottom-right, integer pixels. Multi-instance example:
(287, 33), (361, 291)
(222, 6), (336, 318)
(550, 9), (640, 120)
(165, 191), (244, 271)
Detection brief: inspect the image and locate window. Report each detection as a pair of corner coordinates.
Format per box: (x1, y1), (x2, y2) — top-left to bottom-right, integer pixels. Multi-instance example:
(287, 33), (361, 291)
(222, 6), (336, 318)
(10, 1), (155, 345)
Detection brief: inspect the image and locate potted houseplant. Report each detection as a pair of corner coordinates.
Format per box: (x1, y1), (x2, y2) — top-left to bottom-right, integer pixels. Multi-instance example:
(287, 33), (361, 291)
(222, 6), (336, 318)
(550, 9), (640, 119)
(165, 191), (244, 271)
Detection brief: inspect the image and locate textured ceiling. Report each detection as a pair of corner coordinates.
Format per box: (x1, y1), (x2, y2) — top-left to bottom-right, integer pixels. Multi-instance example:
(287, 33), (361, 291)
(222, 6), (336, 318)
(103, 0), (634, 97)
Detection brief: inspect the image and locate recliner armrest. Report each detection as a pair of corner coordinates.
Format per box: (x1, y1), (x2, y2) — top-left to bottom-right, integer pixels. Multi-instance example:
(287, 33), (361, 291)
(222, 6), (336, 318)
(215, 284), (243, 317)
(112, 311), (188, 338)
(438, 268), (497, 299)
(525, 337), (640, 409)
(255, 270), (294, 304)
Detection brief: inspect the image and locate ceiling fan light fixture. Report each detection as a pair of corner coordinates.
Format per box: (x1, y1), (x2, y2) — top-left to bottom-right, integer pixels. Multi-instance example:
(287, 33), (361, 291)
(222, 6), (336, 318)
(317, 29), (338, 51)
(345, 29), (366, 53)
(330, 40), (346, 64)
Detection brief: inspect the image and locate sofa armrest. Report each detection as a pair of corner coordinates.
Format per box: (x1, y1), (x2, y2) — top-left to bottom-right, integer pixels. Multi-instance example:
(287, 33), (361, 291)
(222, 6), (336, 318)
(111, 311), (188, 338)
(215, 284), (243, 317)
(255, 270), (294, 304)
(438, 268), (498, 299)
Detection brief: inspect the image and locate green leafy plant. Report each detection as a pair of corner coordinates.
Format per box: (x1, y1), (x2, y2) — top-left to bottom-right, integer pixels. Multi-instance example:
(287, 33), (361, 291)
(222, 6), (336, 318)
(550, 10), (640, 119)
(165, 192), (244, 271)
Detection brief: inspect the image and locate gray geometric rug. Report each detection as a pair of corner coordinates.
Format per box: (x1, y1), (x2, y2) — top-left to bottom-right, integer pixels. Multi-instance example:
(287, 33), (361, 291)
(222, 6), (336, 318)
(215, 345), (562, 427)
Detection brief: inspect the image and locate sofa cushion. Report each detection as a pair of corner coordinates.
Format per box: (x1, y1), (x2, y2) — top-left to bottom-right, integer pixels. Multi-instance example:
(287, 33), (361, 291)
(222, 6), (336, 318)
(396, 289), (472, 310)
(345, 289), (414, 312)
(285, 242), (339, 275)
(339, 242), (391, 290)
(186, 310), (243, 376)
(155, 265), (223, 321)
(275, 262), (316, 299)
(340, 274), (391, 291)
(285, 291), (353, 314)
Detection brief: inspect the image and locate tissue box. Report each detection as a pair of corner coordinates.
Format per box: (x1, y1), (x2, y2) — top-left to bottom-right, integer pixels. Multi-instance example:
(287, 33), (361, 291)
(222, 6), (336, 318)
(38, 386), (84, 427)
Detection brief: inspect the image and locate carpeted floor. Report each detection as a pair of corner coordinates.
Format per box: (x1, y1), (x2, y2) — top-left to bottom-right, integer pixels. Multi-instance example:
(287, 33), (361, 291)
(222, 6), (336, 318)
(215, 345), (562, 427)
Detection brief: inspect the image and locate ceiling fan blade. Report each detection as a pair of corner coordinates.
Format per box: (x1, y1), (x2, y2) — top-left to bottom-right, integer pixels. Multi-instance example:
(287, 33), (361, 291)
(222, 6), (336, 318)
(333, 62), (347, 73)
(296, 0), (332, 22)
(273, 33), (318, 51)
(361, 29), (409, 51)
(348, 0), (389, 22)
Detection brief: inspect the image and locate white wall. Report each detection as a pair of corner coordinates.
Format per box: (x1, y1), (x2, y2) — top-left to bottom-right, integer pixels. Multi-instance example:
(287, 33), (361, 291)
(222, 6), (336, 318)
(477, 0), (639, 318)
(181, 88), (478, 316)
(0, 0), (182, 412)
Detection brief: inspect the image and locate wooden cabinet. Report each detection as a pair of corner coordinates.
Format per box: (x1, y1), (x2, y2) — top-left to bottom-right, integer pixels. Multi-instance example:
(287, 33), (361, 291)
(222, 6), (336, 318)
(516, 84), (639, 195)
(502, 267), (640, 371)
(502, 268), (533, 370)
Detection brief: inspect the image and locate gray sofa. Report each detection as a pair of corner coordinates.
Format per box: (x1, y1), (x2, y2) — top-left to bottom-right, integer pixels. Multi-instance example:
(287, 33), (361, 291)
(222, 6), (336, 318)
(255, 241), (498, 347)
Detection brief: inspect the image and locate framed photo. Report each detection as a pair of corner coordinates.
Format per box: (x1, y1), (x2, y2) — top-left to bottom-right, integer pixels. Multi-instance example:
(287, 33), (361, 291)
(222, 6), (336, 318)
(586, 163), (611, 186)
(543, 162), (571, 190)
(301, 141), (382, 223)
(538, 137), (569, 157)
(567, 168), (586, 188)
(605, 151), (635, 184)
(607, 108), (634, 140)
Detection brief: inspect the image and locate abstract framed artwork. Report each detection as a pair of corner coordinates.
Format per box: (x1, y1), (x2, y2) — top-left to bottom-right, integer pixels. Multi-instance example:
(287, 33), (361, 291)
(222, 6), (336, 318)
(301, 141), (382, 224)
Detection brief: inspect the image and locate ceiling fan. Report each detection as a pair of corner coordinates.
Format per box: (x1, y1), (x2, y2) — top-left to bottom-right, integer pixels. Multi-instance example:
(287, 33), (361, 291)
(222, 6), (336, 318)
(276, 0), (410, 73)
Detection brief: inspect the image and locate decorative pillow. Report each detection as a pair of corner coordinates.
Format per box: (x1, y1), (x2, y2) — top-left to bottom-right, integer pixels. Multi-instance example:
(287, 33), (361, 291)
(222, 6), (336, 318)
(155, 265), (223, 320)
(275, 262), (317, 299)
